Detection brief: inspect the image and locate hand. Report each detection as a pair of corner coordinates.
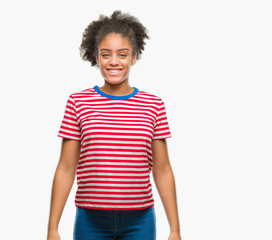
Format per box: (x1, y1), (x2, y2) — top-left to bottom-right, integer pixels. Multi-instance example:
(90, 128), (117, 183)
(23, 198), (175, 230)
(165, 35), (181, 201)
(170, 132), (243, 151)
(168, 231), (182, 240)
(47, 230), (60, 240)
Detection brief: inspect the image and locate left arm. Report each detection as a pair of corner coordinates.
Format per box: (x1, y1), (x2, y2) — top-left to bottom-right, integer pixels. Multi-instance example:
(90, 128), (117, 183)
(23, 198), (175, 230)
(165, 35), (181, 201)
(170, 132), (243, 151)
(152, 139), (182, 240)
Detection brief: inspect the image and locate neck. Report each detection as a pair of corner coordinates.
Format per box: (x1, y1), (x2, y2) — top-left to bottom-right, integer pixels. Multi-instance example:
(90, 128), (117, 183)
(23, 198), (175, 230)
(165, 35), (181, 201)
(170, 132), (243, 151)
(99, 80), (134, 96)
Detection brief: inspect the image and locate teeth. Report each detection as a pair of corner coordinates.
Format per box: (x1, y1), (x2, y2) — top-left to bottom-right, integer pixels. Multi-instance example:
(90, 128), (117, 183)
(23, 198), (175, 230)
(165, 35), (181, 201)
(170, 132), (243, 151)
(108, 70), (121, 73)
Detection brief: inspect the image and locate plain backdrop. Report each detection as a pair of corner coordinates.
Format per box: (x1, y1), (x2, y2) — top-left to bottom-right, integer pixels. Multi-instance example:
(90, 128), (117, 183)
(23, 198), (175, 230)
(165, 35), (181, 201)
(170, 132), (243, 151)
(0, 0), (271, 239)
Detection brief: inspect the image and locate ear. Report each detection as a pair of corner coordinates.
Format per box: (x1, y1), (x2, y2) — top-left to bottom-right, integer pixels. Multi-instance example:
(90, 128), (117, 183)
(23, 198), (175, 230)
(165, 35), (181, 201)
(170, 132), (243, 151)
(131, 54), (137, 66)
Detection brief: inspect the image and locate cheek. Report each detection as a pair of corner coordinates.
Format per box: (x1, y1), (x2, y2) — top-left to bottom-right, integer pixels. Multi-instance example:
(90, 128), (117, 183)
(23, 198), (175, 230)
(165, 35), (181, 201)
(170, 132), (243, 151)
(98, 58), (107, 68)
(121, 58), (133, 66)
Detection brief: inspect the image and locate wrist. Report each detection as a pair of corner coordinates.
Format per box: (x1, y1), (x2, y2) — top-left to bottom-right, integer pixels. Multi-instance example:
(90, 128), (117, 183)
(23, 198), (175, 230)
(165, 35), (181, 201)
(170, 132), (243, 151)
(169, 231), (181, 239)
(170, 227), (180, 234)
(48, 224), (58, 233)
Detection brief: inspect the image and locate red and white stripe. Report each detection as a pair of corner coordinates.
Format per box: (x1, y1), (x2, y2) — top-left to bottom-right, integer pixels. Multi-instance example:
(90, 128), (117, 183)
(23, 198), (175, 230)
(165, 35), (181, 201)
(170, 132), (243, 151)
(58, 87), (171, 210)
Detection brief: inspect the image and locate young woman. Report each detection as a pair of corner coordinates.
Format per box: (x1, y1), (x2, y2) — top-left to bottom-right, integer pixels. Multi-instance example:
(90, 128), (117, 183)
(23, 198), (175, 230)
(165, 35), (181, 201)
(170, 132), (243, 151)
(47, 10), (181, 240)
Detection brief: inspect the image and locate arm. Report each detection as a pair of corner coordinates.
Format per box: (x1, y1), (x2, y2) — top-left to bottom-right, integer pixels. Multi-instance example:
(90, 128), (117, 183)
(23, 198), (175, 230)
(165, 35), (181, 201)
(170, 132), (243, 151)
(47, 139), (81, 240)
(152, 139), (182, 240)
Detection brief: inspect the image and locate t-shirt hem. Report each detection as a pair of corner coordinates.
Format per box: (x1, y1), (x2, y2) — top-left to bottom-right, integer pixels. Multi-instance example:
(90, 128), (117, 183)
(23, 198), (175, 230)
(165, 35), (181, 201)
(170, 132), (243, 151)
(57, 133), (81, 141)
(152, 134), (172, 140)
(75, 203), (155, 211)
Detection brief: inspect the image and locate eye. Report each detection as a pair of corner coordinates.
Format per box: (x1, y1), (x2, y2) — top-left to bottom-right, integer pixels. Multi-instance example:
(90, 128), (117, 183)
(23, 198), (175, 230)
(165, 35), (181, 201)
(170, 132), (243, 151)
(102, 54), (110, 58)
(119, 54), (127, 58)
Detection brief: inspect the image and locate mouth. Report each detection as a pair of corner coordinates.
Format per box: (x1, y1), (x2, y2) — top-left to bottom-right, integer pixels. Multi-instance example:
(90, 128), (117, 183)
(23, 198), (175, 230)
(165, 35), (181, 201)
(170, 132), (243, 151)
(107, 69), (123, 75)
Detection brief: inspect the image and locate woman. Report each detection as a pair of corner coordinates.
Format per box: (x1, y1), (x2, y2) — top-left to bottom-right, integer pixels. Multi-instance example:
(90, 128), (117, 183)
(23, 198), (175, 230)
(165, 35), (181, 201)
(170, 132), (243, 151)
(47, 10), (181, 240)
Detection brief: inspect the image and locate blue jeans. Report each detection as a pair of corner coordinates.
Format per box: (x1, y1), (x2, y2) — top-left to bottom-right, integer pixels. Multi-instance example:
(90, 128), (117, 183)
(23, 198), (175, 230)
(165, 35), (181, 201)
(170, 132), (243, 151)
(73, 206), (156, 240)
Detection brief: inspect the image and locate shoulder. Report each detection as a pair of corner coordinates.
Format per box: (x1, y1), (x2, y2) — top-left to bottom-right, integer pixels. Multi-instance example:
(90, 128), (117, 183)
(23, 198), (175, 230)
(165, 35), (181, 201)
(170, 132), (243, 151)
(67, 87), (96, 100)
(136, 88), (164, 103)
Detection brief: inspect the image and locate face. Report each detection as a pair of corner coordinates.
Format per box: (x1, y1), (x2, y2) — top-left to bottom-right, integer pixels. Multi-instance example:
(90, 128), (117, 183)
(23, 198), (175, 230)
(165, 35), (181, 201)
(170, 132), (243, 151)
(96, 33), (136, 85)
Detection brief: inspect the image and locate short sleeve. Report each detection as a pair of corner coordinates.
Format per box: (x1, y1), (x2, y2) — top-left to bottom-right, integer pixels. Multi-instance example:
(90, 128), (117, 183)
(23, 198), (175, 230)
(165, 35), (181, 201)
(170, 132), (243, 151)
(57, 95), (81, 141)
(152, 100), (172, 140)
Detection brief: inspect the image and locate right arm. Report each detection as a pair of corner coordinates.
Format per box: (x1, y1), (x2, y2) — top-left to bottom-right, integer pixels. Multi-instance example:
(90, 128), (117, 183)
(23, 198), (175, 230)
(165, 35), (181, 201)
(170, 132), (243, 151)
(47, 138), (81, 240)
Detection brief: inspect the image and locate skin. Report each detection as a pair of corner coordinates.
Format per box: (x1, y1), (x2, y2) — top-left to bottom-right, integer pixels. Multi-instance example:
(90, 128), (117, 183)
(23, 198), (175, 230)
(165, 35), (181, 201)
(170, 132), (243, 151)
(47, 139), (81, 240)
(47, 33), (181, 240)
(152, 139), (181, 240)
(96, 32), (137, 96)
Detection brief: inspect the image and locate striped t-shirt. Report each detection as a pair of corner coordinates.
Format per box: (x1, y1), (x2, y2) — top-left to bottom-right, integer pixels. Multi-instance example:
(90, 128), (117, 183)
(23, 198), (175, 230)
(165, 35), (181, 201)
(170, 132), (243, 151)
(58, 85), (172, 210)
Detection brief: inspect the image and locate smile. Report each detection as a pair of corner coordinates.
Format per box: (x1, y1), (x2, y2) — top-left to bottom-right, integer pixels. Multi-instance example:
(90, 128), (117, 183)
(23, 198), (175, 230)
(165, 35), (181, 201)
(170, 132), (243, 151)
(107, 69), (123, 75)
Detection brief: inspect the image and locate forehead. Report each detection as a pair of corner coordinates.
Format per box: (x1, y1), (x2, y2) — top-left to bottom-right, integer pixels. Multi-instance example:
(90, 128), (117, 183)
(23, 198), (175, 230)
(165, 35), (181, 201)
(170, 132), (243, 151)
(98, 33), (133, 50)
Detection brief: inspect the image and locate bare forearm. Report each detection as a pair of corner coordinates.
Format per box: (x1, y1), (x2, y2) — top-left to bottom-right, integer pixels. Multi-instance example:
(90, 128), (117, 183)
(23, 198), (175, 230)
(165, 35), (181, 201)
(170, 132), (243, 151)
(153, 169), (180, 233)
(48, 167), (75, 232)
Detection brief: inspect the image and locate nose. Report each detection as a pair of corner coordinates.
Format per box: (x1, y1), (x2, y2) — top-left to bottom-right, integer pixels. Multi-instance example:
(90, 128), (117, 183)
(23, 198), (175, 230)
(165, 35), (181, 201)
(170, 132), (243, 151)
(109, 54), (119, 66)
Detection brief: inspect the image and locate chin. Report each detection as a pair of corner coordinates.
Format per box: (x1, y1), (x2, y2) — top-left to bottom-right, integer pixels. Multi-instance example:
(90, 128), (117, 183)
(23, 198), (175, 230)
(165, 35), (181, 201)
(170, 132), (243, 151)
(105, 78), (127, 85)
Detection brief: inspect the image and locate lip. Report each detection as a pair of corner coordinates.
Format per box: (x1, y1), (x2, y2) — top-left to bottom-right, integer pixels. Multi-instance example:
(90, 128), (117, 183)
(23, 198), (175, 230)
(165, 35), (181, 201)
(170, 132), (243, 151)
(106, 69), (123, 76)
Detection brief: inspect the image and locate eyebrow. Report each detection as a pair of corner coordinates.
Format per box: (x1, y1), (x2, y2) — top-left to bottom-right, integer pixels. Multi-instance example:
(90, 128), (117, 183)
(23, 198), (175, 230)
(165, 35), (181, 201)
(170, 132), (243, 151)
(100, 48), (130, 52)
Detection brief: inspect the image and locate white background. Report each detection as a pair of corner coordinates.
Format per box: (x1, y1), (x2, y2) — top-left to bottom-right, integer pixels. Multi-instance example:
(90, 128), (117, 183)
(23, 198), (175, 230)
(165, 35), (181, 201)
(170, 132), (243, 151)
(0, 0), (271, 239)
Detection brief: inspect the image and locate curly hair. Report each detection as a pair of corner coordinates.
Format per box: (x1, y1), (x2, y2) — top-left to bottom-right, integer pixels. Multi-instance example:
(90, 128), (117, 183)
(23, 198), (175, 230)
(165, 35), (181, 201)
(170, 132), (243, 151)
(79, 10), (150, 66)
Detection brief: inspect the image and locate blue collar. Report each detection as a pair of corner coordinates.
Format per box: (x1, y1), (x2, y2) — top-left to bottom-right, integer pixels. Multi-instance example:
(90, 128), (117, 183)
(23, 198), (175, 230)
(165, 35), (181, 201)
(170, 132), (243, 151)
(93, 85), (138, 100)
